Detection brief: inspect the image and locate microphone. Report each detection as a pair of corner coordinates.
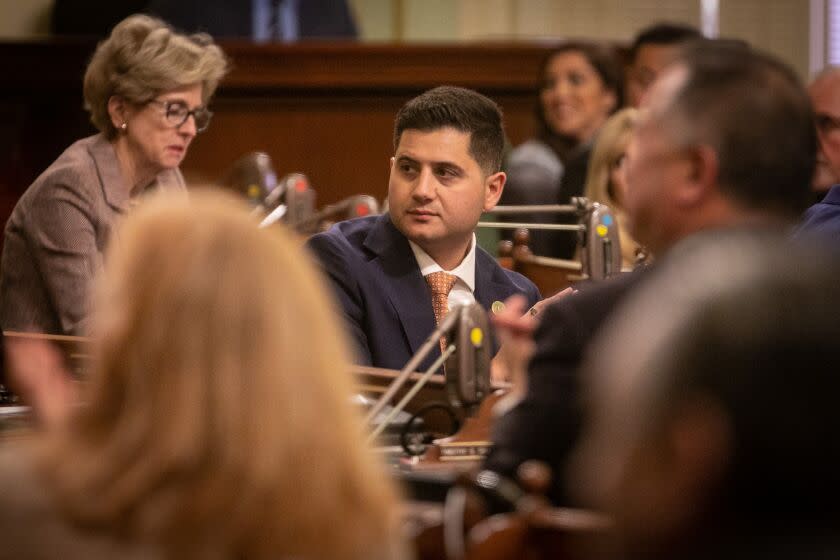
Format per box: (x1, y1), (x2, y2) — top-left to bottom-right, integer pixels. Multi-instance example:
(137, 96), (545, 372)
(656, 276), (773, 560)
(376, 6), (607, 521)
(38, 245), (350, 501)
(342, 195), (380, 219)
(221, 152), (279, 211)
(296, 194), (380, 233)
(443, 302), (491, 410)
(282, 173), (316, 229)
(575, 198), (623, 280)
(366, 302), (489, 442)
(258, 173), (316, 229)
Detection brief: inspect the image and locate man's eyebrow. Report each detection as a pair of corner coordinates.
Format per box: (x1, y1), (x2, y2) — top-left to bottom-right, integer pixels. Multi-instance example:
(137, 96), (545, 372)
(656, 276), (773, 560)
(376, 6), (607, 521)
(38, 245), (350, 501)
(432, 160), (465, 172)
(394, 153), (467, 173)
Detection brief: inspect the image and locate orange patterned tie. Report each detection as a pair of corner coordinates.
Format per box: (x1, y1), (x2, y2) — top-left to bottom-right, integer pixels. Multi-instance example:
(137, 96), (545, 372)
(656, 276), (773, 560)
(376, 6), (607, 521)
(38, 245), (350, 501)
(425, 271), (458, 354)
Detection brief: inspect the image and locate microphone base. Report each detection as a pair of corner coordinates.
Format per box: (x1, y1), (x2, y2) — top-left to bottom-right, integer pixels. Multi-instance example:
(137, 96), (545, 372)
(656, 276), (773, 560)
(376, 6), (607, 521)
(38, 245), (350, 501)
(398, 391), (504, 469)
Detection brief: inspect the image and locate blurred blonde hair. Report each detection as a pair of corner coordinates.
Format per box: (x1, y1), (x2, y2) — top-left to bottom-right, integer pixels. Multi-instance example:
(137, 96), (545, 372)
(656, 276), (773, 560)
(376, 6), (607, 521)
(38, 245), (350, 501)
(582, 108), (642, 267)
(40, 189), (402, 559)
(84, 14), (229, 139)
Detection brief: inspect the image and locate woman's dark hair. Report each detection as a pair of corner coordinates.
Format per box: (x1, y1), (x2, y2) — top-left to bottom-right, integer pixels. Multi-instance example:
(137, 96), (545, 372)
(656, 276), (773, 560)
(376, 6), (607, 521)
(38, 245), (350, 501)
(535, 41), (624, 161)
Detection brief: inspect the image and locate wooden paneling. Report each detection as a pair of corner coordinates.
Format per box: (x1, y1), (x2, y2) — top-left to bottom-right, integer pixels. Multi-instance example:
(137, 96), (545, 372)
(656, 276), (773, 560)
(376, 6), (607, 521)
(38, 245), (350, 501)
(0, 40), (553, 217)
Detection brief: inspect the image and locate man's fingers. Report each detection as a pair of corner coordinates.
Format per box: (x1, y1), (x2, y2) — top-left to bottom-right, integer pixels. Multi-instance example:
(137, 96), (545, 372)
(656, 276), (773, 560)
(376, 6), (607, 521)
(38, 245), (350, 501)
(529, 286), (576, 317)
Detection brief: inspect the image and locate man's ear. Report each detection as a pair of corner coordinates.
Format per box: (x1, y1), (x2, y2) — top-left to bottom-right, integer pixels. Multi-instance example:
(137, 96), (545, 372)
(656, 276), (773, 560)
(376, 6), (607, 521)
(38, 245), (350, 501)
(483, 171), (506, 211)
(107, 95), (129, 130)
(676, 145), (719, 208)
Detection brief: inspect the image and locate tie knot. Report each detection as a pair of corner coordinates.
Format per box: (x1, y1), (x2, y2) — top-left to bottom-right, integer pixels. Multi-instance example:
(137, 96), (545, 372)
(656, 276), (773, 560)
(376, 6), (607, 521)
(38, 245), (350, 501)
(425, 271), (458, 296)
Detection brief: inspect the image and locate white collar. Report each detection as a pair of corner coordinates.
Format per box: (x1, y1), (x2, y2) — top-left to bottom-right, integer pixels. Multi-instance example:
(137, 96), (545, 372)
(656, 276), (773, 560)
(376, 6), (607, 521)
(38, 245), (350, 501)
(408, 234), (477, 292)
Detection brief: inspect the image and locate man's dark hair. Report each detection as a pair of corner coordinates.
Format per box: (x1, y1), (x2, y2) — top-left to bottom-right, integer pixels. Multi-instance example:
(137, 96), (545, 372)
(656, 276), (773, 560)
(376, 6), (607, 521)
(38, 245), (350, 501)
(393, 86), (505, 174)
(629, 22), (702, 62)
(666, 40), (816, 218)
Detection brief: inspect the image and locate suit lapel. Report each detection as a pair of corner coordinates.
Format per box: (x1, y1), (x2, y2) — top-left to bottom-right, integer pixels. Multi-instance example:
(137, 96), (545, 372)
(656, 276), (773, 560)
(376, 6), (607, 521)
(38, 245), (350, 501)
(474, 248), (517, 355)
(364, 216), (436, 357)
(474, 247), (516, 310)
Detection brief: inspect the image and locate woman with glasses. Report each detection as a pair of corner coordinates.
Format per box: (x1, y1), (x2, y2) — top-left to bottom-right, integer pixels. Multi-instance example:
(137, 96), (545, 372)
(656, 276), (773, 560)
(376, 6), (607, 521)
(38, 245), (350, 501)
(0, 14), (228, 336)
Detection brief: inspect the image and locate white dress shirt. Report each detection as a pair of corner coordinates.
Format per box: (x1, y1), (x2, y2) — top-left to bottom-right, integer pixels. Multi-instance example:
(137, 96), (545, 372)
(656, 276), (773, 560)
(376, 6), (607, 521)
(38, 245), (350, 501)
(408, 234), (477, 311)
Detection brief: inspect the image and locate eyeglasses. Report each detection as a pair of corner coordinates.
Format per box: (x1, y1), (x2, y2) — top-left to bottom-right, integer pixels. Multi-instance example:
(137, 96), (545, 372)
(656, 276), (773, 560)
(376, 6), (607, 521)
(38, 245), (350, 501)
(148, 99), (213, 133)
(815, 112), (840, 136)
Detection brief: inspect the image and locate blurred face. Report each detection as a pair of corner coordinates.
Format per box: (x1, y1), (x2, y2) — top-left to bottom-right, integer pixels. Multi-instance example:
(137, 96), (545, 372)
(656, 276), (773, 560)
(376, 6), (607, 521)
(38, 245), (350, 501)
(540, 51), (617, 143)
(119, 83), (204, 175)
(623, 66), (690, 254)
(626, 43), (683, 108)
(809, 73), (840, 192)
(388, 127), (504, 265)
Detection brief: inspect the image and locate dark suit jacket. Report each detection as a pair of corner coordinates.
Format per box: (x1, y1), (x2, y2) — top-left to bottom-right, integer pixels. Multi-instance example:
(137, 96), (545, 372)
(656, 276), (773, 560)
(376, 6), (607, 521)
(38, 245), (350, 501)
(484, 268), (647, 505)
(795, 184), (840, 238)
(307, 214), (541, 371)
(52, 0), (357, 39)
(147, 0), (357, 38)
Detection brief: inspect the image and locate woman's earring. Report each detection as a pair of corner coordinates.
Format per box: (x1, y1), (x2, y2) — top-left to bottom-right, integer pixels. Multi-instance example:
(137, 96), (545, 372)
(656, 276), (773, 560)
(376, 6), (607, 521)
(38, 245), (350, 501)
(120, 122), (127, 131)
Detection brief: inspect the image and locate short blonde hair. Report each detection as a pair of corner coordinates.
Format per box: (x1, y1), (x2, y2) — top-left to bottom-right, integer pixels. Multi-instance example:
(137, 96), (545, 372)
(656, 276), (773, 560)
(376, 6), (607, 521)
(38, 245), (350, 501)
(84, 15), (229, 139)
(41, 190), (402, 559)
(582, 108), (642, 267)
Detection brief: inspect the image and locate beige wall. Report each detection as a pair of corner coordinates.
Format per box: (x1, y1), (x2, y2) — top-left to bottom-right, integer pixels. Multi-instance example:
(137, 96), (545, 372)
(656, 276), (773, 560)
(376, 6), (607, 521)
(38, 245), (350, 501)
(350, 0), (812, 79)
(720, 0), (810, 80)
(0, 0), (52, 38)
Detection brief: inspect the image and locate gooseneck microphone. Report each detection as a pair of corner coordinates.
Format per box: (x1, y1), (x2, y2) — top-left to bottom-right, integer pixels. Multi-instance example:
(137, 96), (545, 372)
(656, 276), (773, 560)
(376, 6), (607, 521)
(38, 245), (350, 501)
(294, 194), (380, 233)
(258, 173), (316, 229)
(365, 302), (490, 442)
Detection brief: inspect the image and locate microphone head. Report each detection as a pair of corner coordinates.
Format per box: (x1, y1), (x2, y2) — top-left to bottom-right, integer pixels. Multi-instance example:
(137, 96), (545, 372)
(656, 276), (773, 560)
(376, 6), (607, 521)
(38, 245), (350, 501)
(308, 194), (381, 233)
(281, 173), (316, 231)
(443, 303), (491, 409)
(221, 152), (279, 208)
(346, 195), (380, 218)
(579, 201), (623, 280)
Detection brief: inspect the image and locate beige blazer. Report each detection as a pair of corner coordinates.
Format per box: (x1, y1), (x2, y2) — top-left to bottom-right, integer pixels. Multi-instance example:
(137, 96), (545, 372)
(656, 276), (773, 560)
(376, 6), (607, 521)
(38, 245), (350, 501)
(0, 134), (185, 335)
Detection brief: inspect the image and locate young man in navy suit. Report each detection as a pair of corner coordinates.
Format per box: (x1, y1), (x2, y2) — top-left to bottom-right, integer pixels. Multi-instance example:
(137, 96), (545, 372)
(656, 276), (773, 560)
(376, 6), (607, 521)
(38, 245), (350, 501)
(307, 86), (542, 372)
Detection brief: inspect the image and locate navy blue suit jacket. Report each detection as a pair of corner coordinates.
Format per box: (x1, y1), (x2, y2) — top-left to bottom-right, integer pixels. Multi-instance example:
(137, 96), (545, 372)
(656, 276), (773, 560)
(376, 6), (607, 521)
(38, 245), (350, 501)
(307, 214), (541, 371)
(795, 185), (840, 238)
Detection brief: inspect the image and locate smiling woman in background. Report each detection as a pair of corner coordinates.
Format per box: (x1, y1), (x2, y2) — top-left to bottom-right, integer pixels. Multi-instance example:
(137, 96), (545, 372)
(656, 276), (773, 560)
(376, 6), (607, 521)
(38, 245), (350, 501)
(0, 14), (228, 336)
(501, 42), (622, 259)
